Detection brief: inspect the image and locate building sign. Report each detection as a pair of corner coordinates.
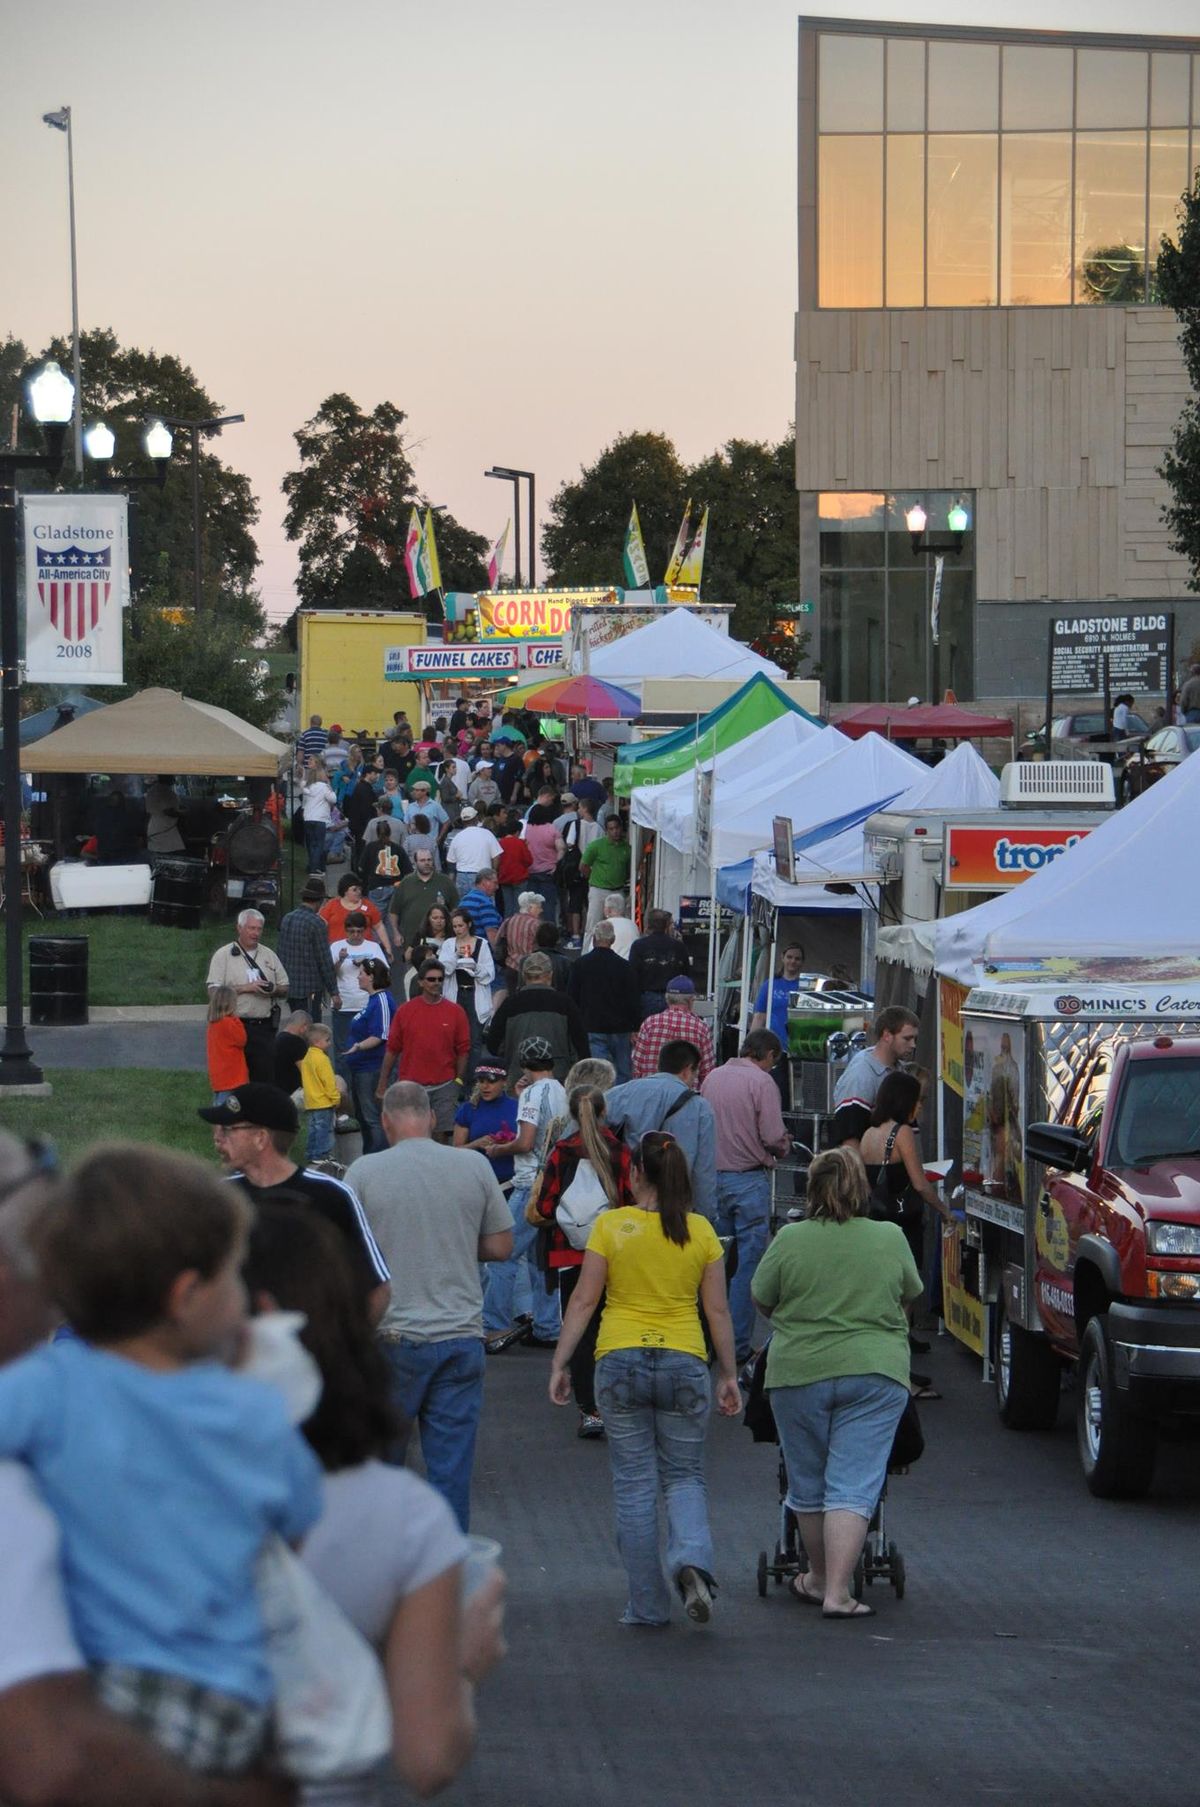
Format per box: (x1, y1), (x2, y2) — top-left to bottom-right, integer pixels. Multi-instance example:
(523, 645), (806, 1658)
(943, 824), (1093, 892)
(23, 493), (130, 685)
(522, 641), (564, 670)
(477, 588), (618, 640)
(1050, 613), (1172, 695)
(386, 644), (518, 679)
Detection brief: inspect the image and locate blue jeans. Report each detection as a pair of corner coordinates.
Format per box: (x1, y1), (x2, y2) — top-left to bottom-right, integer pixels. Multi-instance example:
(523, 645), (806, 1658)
(482, 1184), (561, 1340)
(771, 1373), (909, 1520)
(588, 1031), (632, 1084)
(594, 1348), (715, 1625)
(348, 1066), (385, 1154)
(306, 1106), (335, 1159)
(303, 821), (328, 874)
(381, 1337), (486, 1532)
(714, 1170), (772, 1362)
(332, 1009), (356, 1058)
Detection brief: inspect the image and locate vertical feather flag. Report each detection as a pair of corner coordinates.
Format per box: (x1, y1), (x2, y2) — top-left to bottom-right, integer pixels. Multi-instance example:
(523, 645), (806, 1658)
(404, 507), (423, 598)
(663, 501), (693, 585)
(676, 505), (708, 590)
(487, 521), (510, 590)
(416, 509), (443, 595)
(622, 504), (651, 588)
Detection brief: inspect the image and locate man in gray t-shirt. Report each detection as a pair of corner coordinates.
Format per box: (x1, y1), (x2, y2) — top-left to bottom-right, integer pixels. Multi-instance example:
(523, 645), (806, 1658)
(830, 1007), (920, 1151)
(346, 1081), (513, 1531)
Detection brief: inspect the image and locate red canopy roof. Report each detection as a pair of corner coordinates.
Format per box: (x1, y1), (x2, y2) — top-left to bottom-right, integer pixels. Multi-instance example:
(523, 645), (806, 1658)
(836, 703), (1013, 742)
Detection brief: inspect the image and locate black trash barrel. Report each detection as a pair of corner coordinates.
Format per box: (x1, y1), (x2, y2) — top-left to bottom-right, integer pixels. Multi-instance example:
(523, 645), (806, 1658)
(151, 856), (208, 930)
(29, 935), (88, 1027)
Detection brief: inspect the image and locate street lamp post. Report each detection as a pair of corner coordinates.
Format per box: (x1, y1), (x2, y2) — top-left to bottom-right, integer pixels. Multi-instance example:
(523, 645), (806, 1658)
(161, 413), (245, 611)
(484, 466), (537, 588)
(1, 362), (74, 1087)
(41, 108), (83, 478)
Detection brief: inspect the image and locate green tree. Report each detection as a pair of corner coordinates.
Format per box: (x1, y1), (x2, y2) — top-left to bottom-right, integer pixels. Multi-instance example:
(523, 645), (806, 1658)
(541, 431), (689, 586)
(121, 594), (283, 731)
(1157, 169), (1200, 593)
(281, 392), (488, 612)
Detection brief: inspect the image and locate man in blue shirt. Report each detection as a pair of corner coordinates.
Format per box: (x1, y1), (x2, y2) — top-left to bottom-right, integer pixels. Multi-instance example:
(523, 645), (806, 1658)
(605, 1041), (717, 1221)
(457, 871), (503, 939)
(750, 943), (806, 1046)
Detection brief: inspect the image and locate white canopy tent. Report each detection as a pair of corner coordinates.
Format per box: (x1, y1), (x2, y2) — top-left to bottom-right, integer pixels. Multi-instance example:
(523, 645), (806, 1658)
(934, 746), (1200, 984)
(581, 608), (783, 687)
(629, 711), (825, 835)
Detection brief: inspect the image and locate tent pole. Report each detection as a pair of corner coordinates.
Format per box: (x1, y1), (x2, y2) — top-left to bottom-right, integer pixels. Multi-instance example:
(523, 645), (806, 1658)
(738, 905), (753, 1042)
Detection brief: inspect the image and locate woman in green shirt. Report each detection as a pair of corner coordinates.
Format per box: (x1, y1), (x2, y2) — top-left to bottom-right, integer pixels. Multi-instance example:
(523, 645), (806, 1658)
(751, 1146), (921, 1620)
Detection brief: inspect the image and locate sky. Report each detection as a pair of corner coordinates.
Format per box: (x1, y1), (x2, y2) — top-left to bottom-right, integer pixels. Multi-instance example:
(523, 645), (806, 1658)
(3, 0), (1195, 622)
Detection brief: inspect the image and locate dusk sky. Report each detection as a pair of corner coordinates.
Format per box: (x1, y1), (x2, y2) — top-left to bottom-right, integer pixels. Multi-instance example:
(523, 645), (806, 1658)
(4, 0), (1195, 621)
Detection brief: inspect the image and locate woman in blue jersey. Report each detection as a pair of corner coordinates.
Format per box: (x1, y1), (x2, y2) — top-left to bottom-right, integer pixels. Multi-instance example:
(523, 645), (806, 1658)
(343, 959), (392, 1154)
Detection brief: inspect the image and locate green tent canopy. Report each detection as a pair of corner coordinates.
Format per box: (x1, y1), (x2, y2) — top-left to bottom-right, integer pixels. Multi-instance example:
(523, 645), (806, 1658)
(613, 675), (822, 796)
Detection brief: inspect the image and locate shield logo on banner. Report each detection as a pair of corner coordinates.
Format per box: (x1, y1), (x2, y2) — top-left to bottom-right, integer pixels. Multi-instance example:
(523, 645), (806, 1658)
(36, 544), (113, 643)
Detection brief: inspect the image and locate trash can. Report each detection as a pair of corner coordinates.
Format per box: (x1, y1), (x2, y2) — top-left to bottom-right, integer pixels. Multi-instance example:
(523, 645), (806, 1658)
(29, 935), (88, 1027)
(150, 857), (208, 930)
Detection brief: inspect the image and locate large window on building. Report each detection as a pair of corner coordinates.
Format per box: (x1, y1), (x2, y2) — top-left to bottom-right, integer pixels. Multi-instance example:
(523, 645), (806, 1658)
(819, 492), (976, 703)
(813, 30), (1199, 307)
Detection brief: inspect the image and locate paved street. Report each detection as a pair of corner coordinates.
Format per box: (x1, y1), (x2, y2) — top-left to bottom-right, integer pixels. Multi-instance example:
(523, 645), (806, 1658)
(31, 1023), (206, 1071)
(425, 1333), (1200, 1807)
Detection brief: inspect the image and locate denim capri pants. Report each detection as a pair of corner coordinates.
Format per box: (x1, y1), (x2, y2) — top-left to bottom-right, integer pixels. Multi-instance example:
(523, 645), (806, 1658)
(770, 1373), (909, 1519)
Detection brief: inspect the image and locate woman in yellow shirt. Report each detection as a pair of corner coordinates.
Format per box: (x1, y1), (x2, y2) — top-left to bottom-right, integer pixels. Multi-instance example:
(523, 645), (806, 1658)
(550, 1132), (740, 1627)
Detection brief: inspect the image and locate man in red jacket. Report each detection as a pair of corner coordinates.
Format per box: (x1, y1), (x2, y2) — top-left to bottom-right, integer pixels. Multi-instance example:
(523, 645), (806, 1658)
(376, 957), (470, 1139)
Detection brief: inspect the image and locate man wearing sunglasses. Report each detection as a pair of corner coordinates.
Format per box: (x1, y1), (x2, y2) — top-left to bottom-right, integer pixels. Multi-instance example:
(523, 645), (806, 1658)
(0, 1133), (290, 1807)
(376, 959), (471, 1141)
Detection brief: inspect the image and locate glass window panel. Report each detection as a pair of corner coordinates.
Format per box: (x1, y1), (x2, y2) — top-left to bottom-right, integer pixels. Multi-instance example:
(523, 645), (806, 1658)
(818, 493), (886, 568)
(819, 136), (883, 308)
(1076, 49), (1148, 129)
(1149, 129), (1190, 294)
(1075, 131), (1149, 304)
(886, 568), (930, 703)
(820, 33), (883, 132)
(820, 571), (886, 704)
(1001, 133), (1072, 305)
(927, 42), (998, 132)
(927, 134), (999, 307)
(1001, 46), (1073, 130)
(886, 135), (925, 306)
(887, 38), (925, 131)
(1151, 53), (1190, 127)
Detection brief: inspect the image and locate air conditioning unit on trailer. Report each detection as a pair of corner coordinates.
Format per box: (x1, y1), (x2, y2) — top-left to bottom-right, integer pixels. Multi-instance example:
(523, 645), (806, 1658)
(999, 760), (1115, 808)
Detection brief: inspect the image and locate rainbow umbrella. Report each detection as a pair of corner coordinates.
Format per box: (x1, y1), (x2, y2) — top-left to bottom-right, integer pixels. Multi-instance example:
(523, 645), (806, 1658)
(503, 675), (641, 719)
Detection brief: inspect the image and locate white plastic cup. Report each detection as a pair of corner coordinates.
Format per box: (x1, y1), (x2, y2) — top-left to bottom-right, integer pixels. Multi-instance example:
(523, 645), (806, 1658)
(461, 1534), (502, 1599)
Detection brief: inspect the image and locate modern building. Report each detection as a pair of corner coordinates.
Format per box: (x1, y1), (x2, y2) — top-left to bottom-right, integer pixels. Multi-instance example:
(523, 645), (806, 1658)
(795, 17), (1199, 703)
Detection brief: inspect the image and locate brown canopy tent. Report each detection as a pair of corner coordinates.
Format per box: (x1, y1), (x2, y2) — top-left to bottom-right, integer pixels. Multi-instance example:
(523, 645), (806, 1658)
(29, 688), (289, 776)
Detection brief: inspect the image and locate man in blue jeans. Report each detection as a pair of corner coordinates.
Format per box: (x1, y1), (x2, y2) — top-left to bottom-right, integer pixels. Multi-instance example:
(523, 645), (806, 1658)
(345, 1081), (513, 1530)
(700, 1029), (791, 1364)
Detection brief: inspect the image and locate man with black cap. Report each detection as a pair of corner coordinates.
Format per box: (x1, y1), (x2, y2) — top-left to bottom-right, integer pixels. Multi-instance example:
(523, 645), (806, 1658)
(276, 876), (337, 1022)
(200, 1083), (390, 1323)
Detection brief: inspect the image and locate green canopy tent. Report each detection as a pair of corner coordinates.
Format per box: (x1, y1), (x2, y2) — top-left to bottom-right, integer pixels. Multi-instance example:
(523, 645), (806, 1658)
(613, 675), (822, 797)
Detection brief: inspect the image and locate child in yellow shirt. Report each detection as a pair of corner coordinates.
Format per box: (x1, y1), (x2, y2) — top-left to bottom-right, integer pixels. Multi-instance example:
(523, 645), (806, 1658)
(299, 1024), (341, 1161)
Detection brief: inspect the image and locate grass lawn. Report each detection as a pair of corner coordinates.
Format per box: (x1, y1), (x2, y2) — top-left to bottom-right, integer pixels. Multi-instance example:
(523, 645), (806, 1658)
(1, 1069), (216, 1167)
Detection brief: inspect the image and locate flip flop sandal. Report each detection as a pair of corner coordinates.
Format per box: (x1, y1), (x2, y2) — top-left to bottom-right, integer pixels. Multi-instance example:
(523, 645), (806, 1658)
(789, 1573), (822, 1606)
(822, 1601), (876, 1620)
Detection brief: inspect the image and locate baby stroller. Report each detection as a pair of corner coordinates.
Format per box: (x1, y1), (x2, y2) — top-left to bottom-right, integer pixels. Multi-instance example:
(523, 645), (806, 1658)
(744, 1345), (919, 1602)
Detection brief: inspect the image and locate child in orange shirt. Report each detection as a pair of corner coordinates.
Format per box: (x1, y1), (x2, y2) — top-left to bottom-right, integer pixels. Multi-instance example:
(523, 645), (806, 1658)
(206, 985), (248, 1104)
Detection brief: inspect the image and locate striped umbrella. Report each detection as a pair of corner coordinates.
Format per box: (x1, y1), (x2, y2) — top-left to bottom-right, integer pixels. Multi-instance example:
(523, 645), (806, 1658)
(502, 675), (641, 719)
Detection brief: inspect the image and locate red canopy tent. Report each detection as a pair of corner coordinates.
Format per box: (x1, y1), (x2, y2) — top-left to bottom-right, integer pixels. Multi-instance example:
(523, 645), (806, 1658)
(836, 703), (1013, 745)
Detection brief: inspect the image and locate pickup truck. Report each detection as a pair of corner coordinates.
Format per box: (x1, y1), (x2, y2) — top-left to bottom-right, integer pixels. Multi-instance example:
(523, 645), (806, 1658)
(1012, 1037), (1200, 1498)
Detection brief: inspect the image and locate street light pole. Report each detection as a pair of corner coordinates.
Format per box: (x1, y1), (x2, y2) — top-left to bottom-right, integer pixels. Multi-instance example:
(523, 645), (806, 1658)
(41, 107), (83, 477)
(161, 414), (244, 611)
(484, 466), (537, 588)
(484, 468), (522, 586)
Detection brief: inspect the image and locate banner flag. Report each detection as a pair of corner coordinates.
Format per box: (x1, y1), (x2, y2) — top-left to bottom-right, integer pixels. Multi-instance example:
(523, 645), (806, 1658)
(931, 553), (945, 647)
(622, 503), (651, 589)
(676, 504), (708, 589)
(403, 507), (423, 598)
(24, 493), (128, 685)
(663, 501), (693, 585)
(487, 521), (510, 590)
(416, 508), (443, 595)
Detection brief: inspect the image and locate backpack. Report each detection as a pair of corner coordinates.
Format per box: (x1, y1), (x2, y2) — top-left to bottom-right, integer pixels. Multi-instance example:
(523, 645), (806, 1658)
(555, 1157), (610, 1250)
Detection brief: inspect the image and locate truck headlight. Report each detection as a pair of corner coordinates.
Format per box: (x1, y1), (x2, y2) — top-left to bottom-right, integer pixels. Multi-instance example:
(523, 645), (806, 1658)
(1146, 1272), (1200, 1301)
(1146, 1223), (1200, 1256)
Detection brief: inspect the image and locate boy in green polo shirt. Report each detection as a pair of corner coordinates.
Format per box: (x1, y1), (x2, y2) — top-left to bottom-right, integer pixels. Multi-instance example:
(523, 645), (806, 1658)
(581, 816), (631, 938)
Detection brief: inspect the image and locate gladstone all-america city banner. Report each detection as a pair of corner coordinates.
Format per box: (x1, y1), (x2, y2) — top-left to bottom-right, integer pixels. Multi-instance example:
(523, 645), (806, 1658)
(24, 493), (130, 685)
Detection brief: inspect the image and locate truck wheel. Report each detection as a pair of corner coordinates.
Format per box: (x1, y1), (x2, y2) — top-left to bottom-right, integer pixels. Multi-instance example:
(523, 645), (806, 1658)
(1077, 1316), (1157, 1499)
(995, 1293), (1061, 1430)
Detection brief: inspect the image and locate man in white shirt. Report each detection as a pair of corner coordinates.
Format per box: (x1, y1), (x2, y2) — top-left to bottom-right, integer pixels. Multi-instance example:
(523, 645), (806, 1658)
(330, 915), (387, 1054)
(447, 807), (502, 894)
(583, 890), (638, 958)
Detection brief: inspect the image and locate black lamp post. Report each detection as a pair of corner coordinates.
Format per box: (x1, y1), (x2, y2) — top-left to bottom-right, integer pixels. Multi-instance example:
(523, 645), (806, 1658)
(1, 361), (74, 1087)
(160, 413), (244, 612)
(484, 465), (536, 588)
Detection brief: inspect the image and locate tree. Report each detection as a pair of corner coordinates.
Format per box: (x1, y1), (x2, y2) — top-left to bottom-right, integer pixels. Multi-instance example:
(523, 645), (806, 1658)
(1157, 169), (1200, 594)
(541, 431), (689, 586)
(281, 393), (489, 612)
(121, 594), (282, 731)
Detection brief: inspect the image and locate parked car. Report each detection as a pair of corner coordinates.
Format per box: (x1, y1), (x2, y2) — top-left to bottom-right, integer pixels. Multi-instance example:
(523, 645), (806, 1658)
(1116, 724), (1200, 802)
(1019, 710), (1150, 762)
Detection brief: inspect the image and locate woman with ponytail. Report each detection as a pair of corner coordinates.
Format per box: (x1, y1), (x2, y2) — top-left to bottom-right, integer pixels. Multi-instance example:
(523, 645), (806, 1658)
(549, 1131), (740, 1628)
(533, 1082), (632, 1439)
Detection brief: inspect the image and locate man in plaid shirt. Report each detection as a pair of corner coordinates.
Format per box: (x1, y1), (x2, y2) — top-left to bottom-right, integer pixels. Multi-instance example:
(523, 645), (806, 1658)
(631, 976), (714, 1084)
(276, 877), (337, 1021)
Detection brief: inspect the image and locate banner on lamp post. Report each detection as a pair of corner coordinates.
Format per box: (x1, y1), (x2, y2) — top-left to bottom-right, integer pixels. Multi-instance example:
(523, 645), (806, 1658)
(23, 493), (129, 685)
(930, 553), (944, 648)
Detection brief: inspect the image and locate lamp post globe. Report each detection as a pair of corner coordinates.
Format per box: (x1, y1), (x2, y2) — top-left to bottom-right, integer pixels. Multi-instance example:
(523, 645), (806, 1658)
(947, 501), (969, 535)
(28, 360), (74, 425)
(904, 501), (927, 536)
(84, 421), (116, 463)
(144, 420), (173, 462)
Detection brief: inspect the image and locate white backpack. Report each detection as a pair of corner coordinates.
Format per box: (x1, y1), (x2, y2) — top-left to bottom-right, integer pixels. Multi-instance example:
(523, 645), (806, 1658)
(555, 1158), (610, 1250)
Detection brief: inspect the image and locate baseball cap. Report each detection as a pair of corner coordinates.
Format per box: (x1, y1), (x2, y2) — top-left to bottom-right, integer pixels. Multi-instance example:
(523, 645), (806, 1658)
(561, 792), (577, 803)
(460, 806), (478, 820)
(517, 1035), (556, 1070)
(666, 976), (696, 995)
(198, 1083), (298, 1134)
(328, 723), (343, 734)
(476, 758), (494, 769)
